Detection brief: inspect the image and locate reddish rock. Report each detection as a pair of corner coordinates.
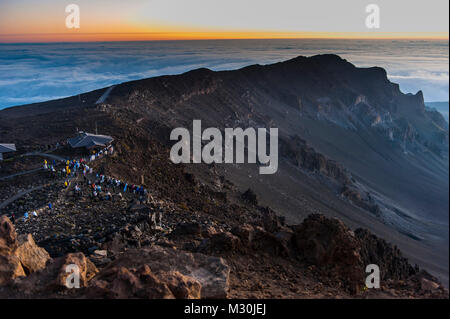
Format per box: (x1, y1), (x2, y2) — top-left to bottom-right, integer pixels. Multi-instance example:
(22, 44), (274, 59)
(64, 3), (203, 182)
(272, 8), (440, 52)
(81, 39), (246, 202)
(88, 264), (202, 299)
(0, 254), (26, 285)
(96, 246), (230, 299)
(55, 252), (98, 289)
(420, 277), (440, 291)
(88, 265), (175, 299)
(162, 270), (202, 299)
(1, 216), (50, 285)
(14, 234), (51, 275)
(0, 216), (17, 255)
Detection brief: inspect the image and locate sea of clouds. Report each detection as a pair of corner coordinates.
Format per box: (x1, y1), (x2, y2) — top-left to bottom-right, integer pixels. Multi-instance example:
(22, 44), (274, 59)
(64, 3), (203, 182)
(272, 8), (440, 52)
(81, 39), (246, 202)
(0, 39), (448, 110)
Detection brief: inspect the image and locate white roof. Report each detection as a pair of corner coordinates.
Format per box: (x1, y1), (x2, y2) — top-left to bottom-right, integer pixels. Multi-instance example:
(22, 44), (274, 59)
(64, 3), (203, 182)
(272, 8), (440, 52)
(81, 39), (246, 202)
(68, 132), (113, 149)
(0, 144), (16, 153)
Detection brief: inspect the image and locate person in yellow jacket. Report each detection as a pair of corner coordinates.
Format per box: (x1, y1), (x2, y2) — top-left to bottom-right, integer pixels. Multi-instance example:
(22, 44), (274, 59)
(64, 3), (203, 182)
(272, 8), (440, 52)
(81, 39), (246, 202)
(64, 181), (68, 188)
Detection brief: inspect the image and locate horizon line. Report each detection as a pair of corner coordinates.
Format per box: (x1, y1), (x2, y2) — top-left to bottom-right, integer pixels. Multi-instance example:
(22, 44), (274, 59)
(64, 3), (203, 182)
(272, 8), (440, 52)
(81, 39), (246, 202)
(0, 31), (448, 44)
(1, 37), (449, 44)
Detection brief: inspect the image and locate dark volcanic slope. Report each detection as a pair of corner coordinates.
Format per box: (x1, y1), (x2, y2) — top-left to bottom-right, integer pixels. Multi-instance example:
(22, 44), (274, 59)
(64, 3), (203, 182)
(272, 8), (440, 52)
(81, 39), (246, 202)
(0, 54), (448, 285)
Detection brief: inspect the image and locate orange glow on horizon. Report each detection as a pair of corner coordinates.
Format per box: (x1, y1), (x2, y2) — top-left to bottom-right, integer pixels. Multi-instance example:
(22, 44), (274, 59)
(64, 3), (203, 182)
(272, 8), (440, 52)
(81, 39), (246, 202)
(0, 31), (448, 43)
(0, 1), (447, 43)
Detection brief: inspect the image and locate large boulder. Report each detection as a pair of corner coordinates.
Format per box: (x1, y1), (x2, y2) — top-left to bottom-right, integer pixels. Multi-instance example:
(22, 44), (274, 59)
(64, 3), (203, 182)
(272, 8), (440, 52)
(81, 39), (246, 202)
(94, 245), (230, 299)
(54, 252), (99, 289)
(88, 265), (176, 299)
(0, 216), (50, 285)
(87, 266), (203, 299)
(292, 214), (364, 293)
(231, 224), (291, 257)
(3, 252), (98, 297)
(14, 234), (51, 274)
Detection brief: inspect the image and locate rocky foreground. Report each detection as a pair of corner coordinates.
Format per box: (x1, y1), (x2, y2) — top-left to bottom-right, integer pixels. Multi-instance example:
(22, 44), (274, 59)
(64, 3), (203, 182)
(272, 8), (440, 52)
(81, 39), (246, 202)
(1, 206), (447, 298)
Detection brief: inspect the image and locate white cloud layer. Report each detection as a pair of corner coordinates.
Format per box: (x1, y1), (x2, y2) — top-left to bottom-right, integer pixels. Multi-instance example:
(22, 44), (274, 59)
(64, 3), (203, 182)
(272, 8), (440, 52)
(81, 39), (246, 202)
(0, 39), (448, 110)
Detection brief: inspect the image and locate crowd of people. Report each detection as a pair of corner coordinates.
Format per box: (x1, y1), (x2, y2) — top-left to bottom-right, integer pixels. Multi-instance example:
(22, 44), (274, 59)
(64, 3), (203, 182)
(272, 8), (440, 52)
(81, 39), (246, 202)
(8, 143), (164, 230)
(15, 144), (148, 223)
(81, 173), (149, 202)
(60, 144), (152, 203)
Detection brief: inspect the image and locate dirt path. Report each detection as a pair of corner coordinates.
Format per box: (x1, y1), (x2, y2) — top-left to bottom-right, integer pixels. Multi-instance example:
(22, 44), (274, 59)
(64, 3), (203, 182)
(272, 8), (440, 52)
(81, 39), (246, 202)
(96, 85), (116, 104)
(0, 168), (44, 181)
(0, 175), (76, 212)
(0, 184), (49, 210)
(22, 151), (67, 162)
(0, 152), (67, 181)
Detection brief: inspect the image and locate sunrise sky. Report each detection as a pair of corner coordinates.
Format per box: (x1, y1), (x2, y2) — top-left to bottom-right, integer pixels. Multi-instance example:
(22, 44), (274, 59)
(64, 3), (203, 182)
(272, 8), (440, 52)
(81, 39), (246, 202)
(0, 0), (448, 42)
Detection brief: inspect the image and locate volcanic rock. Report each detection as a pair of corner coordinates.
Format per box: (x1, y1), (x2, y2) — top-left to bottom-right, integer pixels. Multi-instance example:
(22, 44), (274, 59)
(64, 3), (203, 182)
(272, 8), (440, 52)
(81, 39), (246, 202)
(0, 216), (17, 254)
(292, 214), (364, 292)
(97, 245), (230, 299)
(88, 264), (175, 299)
(161, 270), (202, 299)
(198, 231), (241, 254)
(54, 252), (99, 289)
(355, 228), (417, 280)
(14, 234), (51, 274)
(0, 254), (26, 285)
